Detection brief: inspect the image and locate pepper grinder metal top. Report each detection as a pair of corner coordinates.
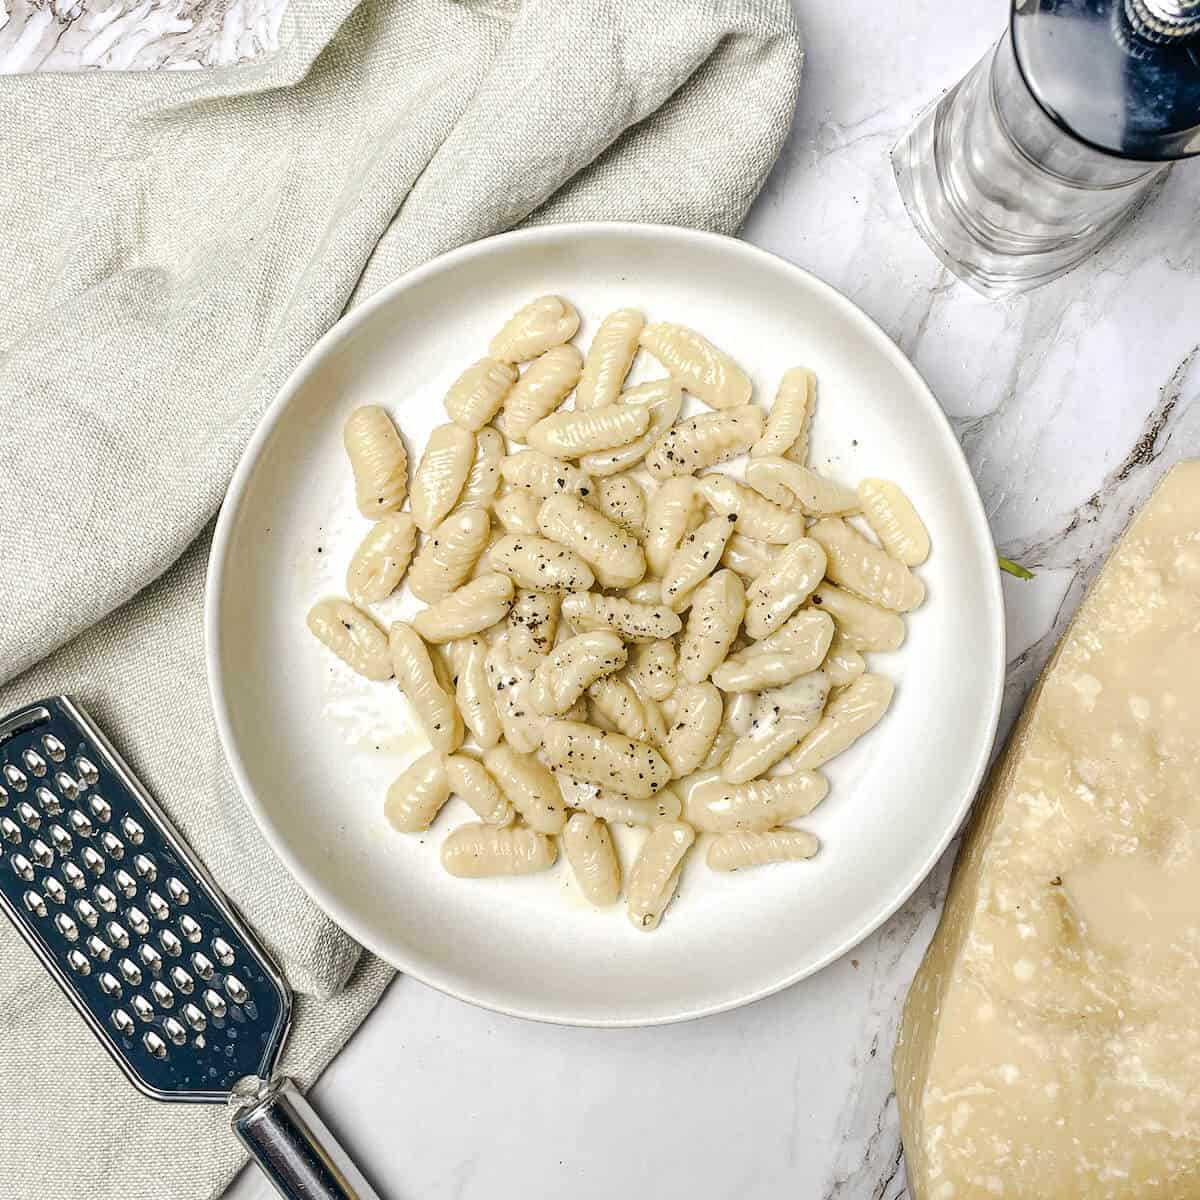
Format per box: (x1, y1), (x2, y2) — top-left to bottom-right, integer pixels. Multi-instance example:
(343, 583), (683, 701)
(1127, 0), (1200, 42)
(1014, 0), (1200, 160)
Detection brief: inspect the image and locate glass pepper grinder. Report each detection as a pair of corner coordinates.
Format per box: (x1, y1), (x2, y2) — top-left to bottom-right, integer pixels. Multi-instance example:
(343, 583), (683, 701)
(893, 0), (1200, 297)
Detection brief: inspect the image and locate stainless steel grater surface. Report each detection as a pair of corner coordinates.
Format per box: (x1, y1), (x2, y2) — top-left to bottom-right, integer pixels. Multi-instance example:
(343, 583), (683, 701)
(0, 696), (382, 1200)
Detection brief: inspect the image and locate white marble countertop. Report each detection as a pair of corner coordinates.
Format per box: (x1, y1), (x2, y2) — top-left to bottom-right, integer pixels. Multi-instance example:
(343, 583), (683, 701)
(13, 0), (1200, 1196)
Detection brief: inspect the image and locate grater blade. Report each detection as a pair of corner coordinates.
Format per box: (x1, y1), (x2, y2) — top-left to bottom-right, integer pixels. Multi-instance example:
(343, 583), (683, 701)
(0, 696), (291, 1103)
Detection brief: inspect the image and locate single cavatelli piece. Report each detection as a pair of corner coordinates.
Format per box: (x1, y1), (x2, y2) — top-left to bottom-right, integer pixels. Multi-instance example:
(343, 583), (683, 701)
(684, 771), (828, 833)
(753, 368), (813, 460)
(678, 569), (745, 683)
(408, 508), (491, 603)
(626, 822), (695, 931)
(579, 786), (683, 827)
(745, 608), (835, 668)
(500, 450), (595, 502)
(445, 753), (512, 825)
(532, 631), (628, 716)
(506, 589), (560, 665)
(745, 457), (858, 515)
(644, 476), (704, 577)
(808, 518), (925, 612)
(441, 823), (557, 878)
(719, 672), (831, 783)
(306, 598), (393, 681)
(527, 403), (650, 460)
(456, 426), (505, 510)
(644, 406), (763, 479)
(560, 591), (682, 643)
(536, 493), (645, 589)
(388, 622), (464, 753)
(344, 405), (408, 518)
(410, 423), (475, 532)
(639, 322), (751, 410)
(411, 573), (514, 644)
(713, 652), (817, 693)
(719, 714), (812, 785)
(443, 357), (517, 431)
(576, 308), (644, 410)
(660, 683), (723, 778)
(810, 582), (906, 652)
(501, 344), (583, 440)
(661, 514), (738, 611)
(542, 720), (671, 800)
(562, 812), (622, 905)
(707, 829), (820, 871)
(489, 295), (580, 363)
(714, 610), (833, 689)
(488, 532), (595, 592)
(743, 538), (827, 639)
(446, 636), (503, 749)
(484, 744), (569, 834)
(345, 513), (417, 605)
(385, 751), (450, 833)
(856, 478), (930, 566)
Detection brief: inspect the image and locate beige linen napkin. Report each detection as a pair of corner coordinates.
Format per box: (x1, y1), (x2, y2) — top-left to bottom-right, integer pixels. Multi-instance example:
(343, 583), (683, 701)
(0, 2), (802, 1197)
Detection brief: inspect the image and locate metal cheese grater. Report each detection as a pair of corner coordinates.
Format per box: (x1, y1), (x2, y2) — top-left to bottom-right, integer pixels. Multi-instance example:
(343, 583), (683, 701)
(0, 696), (382, 1200)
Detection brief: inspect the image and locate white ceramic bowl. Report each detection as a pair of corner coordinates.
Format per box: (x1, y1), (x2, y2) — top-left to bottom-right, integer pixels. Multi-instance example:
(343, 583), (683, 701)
(206, 223), (1004, 1026)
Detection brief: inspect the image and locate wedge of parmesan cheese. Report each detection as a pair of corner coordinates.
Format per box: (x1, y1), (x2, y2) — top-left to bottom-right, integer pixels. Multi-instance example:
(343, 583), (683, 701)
(896, 461), (1200, 1200)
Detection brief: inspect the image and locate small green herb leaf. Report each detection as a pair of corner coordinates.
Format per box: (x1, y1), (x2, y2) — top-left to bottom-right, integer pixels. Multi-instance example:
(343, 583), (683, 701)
(998, 556), (1034, 581)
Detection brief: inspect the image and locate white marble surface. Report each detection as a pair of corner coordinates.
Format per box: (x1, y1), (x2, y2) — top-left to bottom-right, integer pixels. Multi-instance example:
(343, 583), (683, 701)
(0, 0), (281, 71)
(17, 0), (1200, 1196)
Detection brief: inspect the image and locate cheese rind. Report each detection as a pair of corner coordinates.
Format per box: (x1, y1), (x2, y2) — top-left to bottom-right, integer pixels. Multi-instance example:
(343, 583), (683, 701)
(896, 462), (1200, 1200)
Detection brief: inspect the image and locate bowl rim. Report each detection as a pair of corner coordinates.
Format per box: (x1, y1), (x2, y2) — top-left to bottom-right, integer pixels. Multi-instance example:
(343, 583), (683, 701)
(204, 220), (1005, 1027)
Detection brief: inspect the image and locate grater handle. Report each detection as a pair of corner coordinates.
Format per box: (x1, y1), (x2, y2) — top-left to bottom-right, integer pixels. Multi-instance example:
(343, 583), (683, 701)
(231, 1076), (383, 1200)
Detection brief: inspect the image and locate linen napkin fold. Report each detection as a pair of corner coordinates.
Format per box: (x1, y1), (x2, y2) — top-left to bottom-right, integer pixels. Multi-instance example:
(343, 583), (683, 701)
(0, 1), (802, 1197)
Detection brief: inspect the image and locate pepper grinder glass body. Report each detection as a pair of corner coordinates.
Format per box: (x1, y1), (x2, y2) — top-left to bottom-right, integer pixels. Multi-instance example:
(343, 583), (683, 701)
(893, 0), (1200, 297)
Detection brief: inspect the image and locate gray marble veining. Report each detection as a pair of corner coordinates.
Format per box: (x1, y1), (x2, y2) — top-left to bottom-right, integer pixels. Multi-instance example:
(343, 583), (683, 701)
(0, 0), (283, 71)
(14, 1), (1200, 1196)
